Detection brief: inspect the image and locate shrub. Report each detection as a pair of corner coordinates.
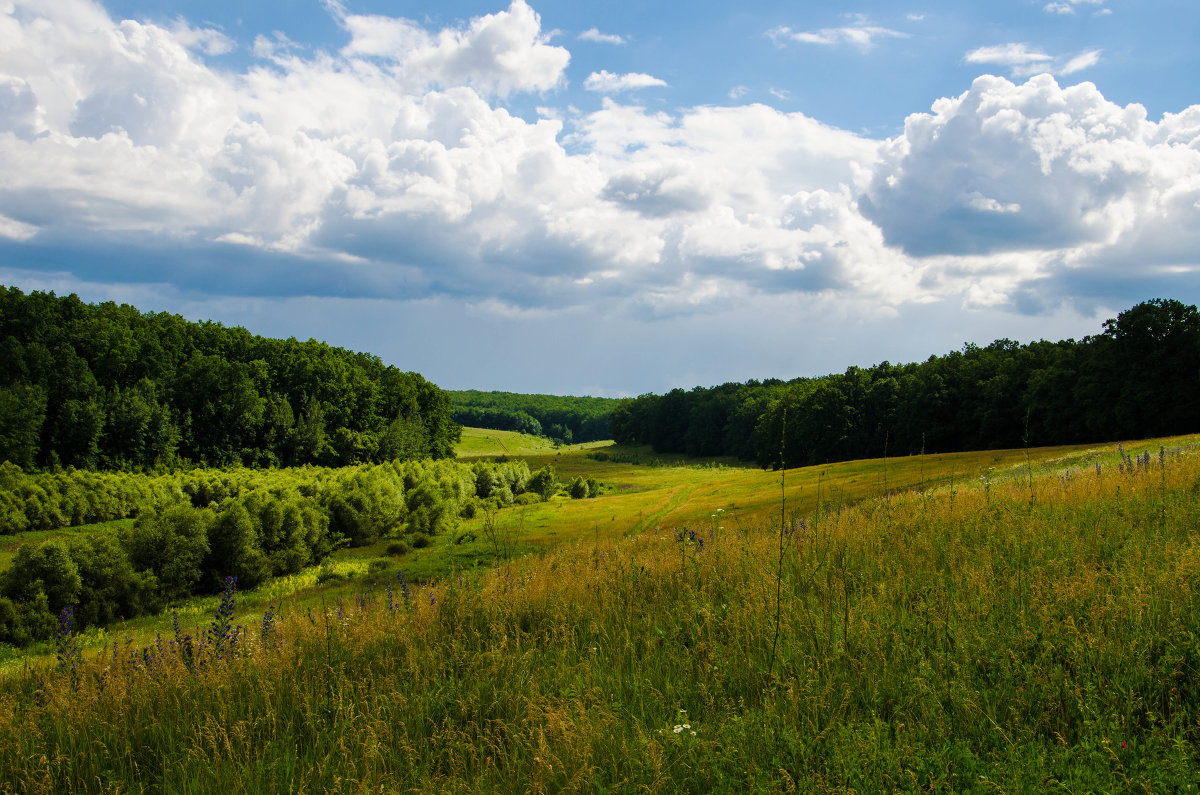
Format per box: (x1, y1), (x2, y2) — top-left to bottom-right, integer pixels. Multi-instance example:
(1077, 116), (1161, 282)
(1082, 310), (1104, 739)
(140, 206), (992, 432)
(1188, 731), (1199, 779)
(527, 465), (558, 500)
(385, 541), (409, 557)
(315, 567), (346, 585)
(514, 492), (541, 506)
(409, 533), (432, 550)
(569, 476), (589, 499)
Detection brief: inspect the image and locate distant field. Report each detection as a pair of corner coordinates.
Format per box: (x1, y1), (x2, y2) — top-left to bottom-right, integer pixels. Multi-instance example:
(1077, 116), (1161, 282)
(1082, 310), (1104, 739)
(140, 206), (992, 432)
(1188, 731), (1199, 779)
(455, 426), (611, 458)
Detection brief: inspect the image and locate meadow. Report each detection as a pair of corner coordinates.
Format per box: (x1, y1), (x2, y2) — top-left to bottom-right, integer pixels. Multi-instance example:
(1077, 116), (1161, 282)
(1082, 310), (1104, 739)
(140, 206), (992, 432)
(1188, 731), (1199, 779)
(1, 432), (1198, 791)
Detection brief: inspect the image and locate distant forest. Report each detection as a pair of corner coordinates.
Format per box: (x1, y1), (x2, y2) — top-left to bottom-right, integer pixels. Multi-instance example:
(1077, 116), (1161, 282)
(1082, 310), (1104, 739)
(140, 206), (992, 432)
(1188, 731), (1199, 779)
(613, 299), (1200, 468)
(0, 287), (459, 470)
(449, 390), (619, 443)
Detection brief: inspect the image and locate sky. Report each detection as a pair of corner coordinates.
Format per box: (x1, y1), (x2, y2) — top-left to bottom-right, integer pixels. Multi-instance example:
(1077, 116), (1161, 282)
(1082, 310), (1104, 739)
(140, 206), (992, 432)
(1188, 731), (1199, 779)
(2, 0), (1199, 396)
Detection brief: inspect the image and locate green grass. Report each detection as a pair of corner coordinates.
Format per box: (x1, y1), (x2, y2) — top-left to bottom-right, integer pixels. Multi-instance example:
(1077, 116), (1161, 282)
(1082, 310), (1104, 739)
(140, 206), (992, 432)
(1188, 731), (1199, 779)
(455, 426), (610, 458)
(3, 435), (1199, 791)
(0, 518), (133, 570)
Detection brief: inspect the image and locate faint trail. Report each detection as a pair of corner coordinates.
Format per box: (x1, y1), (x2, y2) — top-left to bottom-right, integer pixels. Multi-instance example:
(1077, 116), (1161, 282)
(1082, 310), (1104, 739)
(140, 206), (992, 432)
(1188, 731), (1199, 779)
(627, 484), (697, 536)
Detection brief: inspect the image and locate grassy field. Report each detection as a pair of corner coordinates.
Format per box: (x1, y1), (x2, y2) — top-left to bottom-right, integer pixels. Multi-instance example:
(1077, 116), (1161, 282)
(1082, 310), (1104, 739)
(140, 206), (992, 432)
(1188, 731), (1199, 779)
(2, 432), (1199, 791)
(455, 427), (610, 458)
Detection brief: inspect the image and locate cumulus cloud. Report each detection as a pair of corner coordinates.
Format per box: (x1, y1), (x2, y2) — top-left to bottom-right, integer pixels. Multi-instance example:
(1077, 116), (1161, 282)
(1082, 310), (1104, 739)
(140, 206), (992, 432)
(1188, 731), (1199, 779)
(966, 44), (1101, 77)
(332, 0), (569, 97)
(1, 0), (1199, 325)
(861, 74), (1200, 307)
(583, 70), (668, 93)
(579, 28), (625, 45)
(767, 17), (908, 50)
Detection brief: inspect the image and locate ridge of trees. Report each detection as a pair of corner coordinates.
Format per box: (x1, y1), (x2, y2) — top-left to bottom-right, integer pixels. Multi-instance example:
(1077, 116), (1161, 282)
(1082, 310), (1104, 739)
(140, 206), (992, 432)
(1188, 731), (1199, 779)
(612, 299), (1200, 468)
(448, 390), (619, 443)
(0, 286), (460, 470)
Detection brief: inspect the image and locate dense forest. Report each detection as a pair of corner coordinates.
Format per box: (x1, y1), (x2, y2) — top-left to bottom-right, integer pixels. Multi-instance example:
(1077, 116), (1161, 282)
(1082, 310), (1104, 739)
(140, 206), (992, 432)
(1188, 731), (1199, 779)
(0, 287), (459, 470)
(612, 299), (1200, 468)
(449, 390), (619, 443)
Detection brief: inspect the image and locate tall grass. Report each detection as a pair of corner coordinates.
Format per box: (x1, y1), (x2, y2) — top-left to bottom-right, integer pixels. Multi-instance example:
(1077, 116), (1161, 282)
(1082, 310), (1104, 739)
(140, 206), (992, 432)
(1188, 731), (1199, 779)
(2, 447), (1199, 792)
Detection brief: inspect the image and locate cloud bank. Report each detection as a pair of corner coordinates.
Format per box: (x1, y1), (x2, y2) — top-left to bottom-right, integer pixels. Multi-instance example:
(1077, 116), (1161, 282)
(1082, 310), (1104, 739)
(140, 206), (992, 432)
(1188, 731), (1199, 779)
(1, 0), (1199, 327)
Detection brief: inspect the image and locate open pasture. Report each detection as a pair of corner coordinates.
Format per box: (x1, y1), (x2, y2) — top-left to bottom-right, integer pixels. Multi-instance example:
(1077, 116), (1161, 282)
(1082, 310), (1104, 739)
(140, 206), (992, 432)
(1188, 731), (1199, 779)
(454, 427), (609, 458)
(2, 433), (1198, 791)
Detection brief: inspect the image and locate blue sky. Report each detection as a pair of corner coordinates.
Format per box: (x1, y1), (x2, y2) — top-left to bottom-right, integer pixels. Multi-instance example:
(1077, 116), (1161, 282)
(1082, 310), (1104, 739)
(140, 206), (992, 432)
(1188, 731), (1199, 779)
(2, 0), (1199, 395)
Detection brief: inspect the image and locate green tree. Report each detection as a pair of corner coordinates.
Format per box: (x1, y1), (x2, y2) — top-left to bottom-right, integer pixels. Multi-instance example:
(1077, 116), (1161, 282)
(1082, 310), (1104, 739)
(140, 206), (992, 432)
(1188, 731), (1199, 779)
(122, 505), (212, 602)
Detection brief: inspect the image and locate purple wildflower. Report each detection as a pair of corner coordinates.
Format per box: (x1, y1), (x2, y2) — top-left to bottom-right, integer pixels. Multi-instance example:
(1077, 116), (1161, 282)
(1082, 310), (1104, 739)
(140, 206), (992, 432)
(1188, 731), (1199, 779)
(55, 605), (81, 674)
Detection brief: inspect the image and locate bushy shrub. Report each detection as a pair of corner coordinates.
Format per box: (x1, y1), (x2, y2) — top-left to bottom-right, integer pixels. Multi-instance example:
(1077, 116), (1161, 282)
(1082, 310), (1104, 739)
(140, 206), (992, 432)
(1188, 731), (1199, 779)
(568, 476), (589, 499)
(385, 541), (409, 557)
(527, 465), (558, 500)
(409, 533), (431, 550)
(514, 492), (541, 506)
(315, 566), (346, 585)
(121, 505), (212, 602)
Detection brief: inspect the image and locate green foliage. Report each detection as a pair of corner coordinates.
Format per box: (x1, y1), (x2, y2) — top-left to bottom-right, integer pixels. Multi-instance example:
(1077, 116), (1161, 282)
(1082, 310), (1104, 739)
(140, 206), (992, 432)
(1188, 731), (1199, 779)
(449, 389), (618, 443)
(0, 541), (81, 616)
(568, 476), (589, 499)
(327, 470), (406, 547)
(527, 465), (559, 500)
(122, 506), (212, 603)
(0, 455), (529, 646)
(66, 535), (156, 628)
(614, 299), (1200, 467)
(205, 503), (271, 592)
(0, 285), (461, 471)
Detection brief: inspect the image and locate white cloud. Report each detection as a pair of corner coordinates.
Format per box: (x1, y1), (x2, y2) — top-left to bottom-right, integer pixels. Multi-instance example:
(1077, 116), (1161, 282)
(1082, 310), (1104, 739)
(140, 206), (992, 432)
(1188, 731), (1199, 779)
(728, 85), (748, 100)
(335, 0), (569, 98)
(1, 0), (1199, 327)
(0, 213), (39, 241)
(966, 44), (1102, 77)
(583, 70), (668, 93)
(767, 18), (909, 51)
(861, 74), (1200, 310)
(169, 19), (235, 56)
(579, 28), (625, 45)
(1045, 0), (1106, 14)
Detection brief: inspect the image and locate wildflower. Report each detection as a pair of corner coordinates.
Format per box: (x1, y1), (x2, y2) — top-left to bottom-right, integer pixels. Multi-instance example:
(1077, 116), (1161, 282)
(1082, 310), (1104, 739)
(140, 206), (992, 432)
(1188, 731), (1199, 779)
(55, 605), (81, 674)
(208, 576), (239, 661)
(397, 570), (412, 607)
(674, 726), (684, 734)
(260, 605), (278, 647)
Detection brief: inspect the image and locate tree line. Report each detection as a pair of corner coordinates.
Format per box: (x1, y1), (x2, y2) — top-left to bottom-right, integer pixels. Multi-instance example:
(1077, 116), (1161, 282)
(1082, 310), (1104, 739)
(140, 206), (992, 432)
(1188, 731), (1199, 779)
(449, 390), (619, 443)
(0, 286), (460, 471)
(612, 299), (1200, 468)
